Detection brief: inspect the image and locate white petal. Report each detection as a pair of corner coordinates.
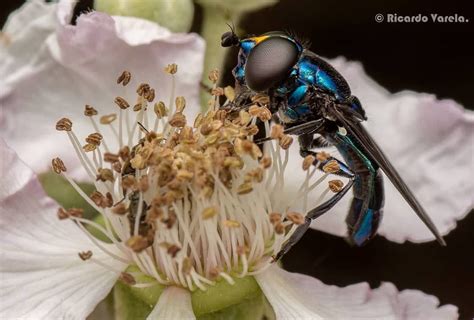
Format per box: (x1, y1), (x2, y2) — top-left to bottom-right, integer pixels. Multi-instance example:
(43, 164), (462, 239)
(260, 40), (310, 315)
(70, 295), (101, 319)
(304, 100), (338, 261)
(147, 286), (195, 320)
(255, 265), (458, 320)
(1, 8), (204, 176)
(0, 139), (127, 319)
(300, 57), (474, 243)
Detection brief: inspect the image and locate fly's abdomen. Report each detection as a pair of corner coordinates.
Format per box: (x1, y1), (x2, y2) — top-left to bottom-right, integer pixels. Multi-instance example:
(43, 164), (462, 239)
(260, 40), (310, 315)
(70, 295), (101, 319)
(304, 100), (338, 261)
(346, 171), (384, 246)
(333, 133), (385, 246)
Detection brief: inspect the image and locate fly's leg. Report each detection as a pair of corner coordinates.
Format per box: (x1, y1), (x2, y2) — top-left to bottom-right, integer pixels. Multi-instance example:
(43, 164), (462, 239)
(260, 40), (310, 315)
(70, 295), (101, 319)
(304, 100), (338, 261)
(272, 133), (355, 262)
(298, 133), (353, 178)
(273, 176), (354, 262)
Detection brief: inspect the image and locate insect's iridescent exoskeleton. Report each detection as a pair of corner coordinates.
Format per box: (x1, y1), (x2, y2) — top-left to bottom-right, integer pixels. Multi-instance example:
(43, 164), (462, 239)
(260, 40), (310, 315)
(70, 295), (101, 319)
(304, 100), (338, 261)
(222, 29), (446, 261)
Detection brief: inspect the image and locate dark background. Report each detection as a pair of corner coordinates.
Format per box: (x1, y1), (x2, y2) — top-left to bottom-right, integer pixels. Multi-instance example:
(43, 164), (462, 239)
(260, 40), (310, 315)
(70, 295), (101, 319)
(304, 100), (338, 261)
(2, 0), (473, 318)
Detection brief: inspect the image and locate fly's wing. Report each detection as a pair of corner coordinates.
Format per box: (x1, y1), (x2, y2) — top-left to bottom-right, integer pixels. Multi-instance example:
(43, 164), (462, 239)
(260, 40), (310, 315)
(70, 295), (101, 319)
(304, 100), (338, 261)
(330, 105), (446, 245)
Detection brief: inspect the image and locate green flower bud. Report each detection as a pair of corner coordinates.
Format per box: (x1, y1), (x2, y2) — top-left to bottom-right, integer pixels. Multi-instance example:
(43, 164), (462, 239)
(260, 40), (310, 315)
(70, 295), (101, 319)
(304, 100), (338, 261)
(196, 0), (278, 13)
(95, 0), (194, 33)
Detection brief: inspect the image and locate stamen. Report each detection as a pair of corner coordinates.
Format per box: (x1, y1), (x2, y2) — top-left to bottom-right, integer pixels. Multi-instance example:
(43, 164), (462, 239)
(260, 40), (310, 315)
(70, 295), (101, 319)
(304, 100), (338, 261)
(54, 68), (331, 291)
(78, 250), (93, 261)
(117, 70), (132, 86)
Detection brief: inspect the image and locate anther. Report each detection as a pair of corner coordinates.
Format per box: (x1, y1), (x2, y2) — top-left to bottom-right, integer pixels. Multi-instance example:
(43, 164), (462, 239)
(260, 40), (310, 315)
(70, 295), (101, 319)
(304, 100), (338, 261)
(78, 250), (93, 261)
(119, 146), (130, 161)
(328, 179), (344, 193)
(269, 212), (282, 225)
(248, 105), (261, 117)
(96, 168), (114, 182)
(175, 96), (186, 112)
(224, 86), (235, 101)
(258, 107), (272, 121)
(200, 123), (213, 135)
(83, 144), (96, 152)
(260, 156), (272, 169)
(114, 96), (130, 109)
(112, 203), (128, 215)
(86, 133), (103, 146)
(182, 258), (193, 274)
(57, 208), (69, 220)
(239, 110), (251, 126)
(251, 94), (270, 106)
(145, 88), (155, 102)
(274, 223), (285, 235)
(56, 118), (72, 131)
(120, 272), (137, 285)
(208, 69), (219, 83)
(117, 70), (131, 86)
(211, 87), (224, 96)
(270, 125), (284, 139)
(223, 220), (241, 228)
(237, 182), (253, 195)
(161, 211), (177, 229)
(126, 235), (150, 253)
(302, 155), (316, 171)
(164, 63), (178, 74)
(112, 161), (122, 173)
(169, 113), (186, 128)
(202, 207), (218, 220)
(84, 105), (98, 117)
(322, 160), (340, 173)
(99, 114), (117, 124)
(104, 152), (119, 163)
(51, 157), (67, 174)
(279, 135), (293, 150)
(286, 212), (304, 225)
(90, 191), (113, 208)
(154, 101), (168, 118)
(316, 152), (331, 162)
(64, 208), (84, 218)
(167, 244), (181, 258)
(122, 175), (137, 191)
(136, 83), (151, 97)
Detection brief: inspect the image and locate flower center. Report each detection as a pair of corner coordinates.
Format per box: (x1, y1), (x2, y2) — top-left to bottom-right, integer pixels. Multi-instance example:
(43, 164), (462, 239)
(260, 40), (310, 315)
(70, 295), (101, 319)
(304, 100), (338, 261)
(52, 66), (339, 291)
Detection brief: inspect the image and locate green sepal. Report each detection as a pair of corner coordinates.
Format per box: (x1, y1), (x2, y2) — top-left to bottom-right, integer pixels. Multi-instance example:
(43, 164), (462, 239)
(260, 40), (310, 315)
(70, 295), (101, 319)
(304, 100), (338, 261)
(113, 268), (275, 320)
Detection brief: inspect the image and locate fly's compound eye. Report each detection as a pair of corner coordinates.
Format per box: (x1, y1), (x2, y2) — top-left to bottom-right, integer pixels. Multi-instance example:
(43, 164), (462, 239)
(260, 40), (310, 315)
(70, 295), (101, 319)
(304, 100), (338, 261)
(245, 37), (299, 92)
(221, 32), (239, 47)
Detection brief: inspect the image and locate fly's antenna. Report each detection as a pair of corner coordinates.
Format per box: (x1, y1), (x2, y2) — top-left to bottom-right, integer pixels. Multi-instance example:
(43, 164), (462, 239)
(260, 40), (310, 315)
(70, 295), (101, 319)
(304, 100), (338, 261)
(226, 20), (237, 36)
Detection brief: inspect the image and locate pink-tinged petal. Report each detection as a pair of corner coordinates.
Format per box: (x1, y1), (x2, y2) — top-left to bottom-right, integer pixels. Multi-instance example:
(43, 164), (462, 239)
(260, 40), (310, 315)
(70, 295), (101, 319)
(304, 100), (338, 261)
(375, 283), (459, 320)
(0, 0), (58, 97)
(146, 286), (195, 320)
(300, 57), (473, 243)
(255, 265), (458, 320)
(1, 6), (204, 176)
(0, 139), (127, 319)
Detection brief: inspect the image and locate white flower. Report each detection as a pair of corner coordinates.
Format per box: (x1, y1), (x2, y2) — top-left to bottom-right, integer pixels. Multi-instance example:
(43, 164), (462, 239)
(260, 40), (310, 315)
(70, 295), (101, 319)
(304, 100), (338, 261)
(0, 2), (468, 318)
(0, 117), (458, 319)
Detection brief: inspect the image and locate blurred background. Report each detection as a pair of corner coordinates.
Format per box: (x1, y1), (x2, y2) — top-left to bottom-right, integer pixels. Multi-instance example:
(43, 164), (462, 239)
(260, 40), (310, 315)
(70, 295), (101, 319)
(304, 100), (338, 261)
(2, 0), (473, 318)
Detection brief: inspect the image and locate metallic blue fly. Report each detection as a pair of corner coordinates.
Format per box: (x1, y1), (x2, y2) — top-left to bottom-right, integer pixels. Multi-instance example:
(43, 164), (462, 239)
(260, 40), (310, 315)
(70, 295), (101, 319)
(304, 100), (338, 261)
(221, 30), (446, 261)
